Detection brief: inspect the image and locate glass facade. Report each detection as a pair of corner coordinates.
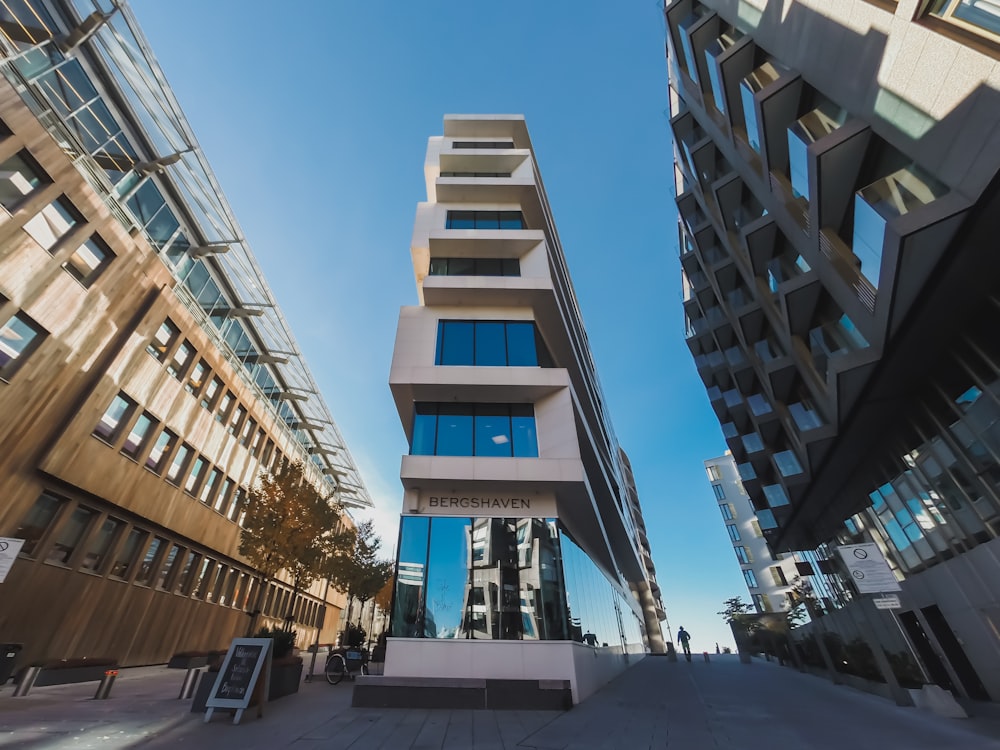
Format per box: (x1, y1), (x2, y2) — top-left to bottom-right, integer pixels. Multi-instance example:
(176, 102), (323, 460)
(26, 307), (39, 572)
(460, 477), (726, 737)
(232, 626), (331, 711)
(411, 403), (538, 457)
(389, 515), (643, 652)
(436, 320), (549, 367)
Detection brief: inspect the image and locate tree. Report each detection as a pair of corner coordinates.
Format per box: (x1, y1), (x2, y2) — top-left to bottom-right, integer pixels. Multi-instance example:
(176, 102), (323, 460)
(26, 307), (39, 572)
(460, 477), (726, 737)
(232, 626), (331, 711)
(325, 520), (394, 639)
(717, 596), (757, 628)
(239, 460), (348, 635)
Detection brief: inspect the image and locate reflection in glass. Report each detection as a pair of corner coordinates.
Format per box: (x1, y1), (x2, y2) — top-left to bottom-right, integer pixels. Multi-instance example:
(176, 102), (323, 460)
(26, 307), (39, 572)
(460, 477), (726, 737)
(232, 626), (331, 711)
(392, 516), (429, 637)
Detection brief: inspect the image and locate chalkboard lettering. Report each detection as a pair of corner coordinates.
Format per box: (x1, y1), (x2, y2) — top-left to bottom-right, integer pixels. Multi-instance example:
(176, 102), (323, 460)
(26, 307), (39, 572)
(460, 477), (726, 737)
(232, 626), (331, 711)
(204, 638), (272, 725)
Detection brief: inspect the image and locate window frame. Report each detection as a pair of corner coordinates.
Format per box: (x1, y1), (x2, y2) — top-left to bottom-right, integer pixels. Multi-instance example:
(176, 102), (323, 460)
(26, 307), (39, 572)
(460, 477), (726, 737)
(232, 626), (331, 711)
(61, 234), (114, 287)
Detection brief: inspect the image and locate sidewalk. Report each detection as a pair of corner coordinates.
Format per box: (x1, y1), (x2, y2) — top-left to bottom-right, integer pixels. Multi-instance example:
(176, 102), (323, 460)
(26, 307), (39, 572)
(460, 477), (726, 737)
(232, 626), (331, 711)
(1, 654), (999, 748)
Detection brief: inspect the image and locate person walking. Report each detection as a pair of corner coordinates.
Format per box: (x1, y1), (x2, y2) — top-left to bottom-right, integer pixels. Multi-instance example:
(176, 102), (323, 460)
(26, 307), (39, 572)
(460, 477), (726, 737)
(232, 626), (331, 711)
(677, 626), (692, 661)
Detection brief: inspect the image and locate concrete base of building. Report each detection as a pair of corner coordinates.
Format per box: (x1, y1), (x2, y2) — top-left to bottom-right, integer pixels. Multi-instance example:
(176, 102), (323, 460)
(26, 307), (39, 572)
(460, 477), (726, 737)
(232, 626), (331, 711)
(351, 675), (573, 710)
(383, 637), (643, 704)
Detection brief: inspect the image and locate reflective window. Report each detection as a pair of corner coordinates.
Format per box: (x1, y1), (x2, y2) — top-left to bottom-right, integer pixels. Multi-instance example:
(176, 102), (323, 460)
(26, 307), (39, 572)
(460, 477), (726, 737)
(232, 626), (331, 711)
(727, 524), (741, 542)
(739, 62), (785, 153)
(62, 235), (113, 287)
(167, 339), (193, 380)
(192, 558), (216, 599)
(452, 141), (515, 149)
(446, 210), (525, 229)
(409, 403), (538, 457)
(763, 483), (790, 507)
(93, 392), (135, 443)
(201, 376), (223, 409)
(23, 195), (79, 250)
(185, 359), (208, 395)
(110, 528), (144, 579)
(215, 477), (235, 513)
(743, 569), (759, 588)
(147, 319), (179, 361)
(157, 544), (181, 589)
(80, 516), (123, 572)
(166, 443), (193, 485)
(428, 257), (520, 277)
(45, 505), (96, 565)
(185, 454), (208, 495)
(200, 467), (222, 505)
(741, 433), (764, 453)
(135, 537), (164, 586)
(927, 0), (1000, 39)
(719, 501), (733, 519)
(735, 546), (751, 564)
(712, 484), (726, 501)
(174, 551), (199, 594)
(145, 428), (175, 473)
(12, 492), (63, 557)
(0, 310), (45, 375)
(774, 450), (804, 477)
(229, 403), (246, 435)
(0, 150), (48, 211)
(121, 411), (155, 459)
(436, 320), (544, 366)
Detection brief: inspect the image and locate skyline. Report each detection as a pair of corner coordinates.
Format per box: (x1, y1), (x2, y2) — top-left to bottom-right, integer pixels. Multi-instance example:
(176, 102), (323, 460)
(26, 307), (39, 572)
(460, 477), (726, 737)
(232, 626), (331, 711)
(130, 0), (748, 650)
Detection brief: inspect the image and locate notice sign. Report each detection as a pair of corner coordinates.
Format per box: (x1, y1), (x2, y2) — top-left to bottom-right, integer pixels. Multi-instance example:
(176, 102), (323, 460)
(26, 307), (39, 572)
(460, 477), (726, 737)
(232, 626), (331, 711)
(0, 538), (25, 583)
(204, 638), (272, 725)
(837, 543), (902, 594)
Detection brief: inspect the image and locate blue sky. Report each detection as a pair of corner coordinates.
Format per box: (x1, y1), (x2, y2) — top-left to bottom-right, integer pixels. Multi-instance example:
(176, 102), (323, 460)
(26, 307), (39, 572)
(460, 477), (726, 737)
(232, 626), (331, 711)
(131, 0), (746, 650)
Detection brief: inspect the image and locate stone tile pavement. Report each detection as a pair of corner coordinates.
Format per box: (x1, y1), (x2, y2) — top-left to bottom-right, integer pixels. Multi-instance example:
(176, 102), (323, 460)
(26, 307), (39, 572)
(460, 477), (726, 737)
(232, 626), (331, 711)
(1, 654), (999, 748)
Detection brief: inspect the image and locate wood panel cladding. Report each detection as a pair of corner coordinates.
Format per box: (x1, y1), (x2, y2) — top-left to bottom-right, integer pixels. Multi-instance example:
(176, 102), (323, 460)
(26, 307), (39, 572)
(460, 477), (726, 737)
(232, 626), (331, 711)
(0, 78), (348, 667)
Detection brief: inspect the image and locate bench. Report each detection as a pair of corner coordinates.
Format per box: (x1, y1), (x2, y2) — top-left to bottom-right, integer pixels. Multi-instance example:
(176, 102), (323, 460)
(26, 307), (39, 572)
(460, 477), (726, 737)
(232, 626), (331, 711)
(13, 657), (120, 698)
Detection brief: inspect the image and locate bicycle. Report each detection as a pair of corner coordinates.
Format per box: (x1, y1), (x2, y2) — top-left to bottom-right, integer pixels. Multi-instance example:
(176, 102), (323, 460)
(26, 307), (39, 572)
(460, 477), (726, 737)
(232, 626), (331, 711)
(324, 648), (369, 684)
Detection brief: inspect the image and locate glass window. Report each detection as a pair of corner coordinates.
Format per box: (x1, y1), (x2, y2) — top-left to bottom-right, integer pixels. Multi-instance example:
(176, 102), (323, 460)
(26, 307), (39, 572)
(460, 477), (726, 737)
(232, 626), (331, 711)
(126, 179), (166, 228)
(735, 546), (751, 564)
(109, 527), (144, 579)
(12, 492), (63, 557)
(166, 443), (193, 485)
(436, 403), (474, 456)
(742, 433), (765, 453)
(216, 391), (234, 422)
(145, 428), (175, 473)
(411, 403), (438, 455)
(185, 359), (208, 395)
(80, 516), (123, 572)
(505, 323), (538, 366)
(712, 484), (726, 501)
(0, 150), (48, 211)
(474, 210), (500, 230)
(185, 455), (208, 495)
(93, 392), (135, 442)
(157, 544), (181, 589)
(215, 477), (235, 513)
(0, 310), (45, 375)
(228, 403), (246, 434)
(424, 516), (471, 638)
(774, 450), (803, 477)
(121, 411), (155, 459)
(475, 404), (513, 457)
(200, 467), (221, 505)
(391, 516), (429, 637)
(764, 483), (791, 507)
(707, 465), (722, 482)
(23, 195), (79, 250)
(727, 524), (741, 542)
(192, 558), (216, 599)
(474, 322), (507, 366)
(174, 551), (199, 594)
(437, 321), (474, 365)
(445, 210), (475, 229)
(499, 211), (524, 229)
(45, 505), (96, 565)
(135, 537), (164, 586)
(147, 319), (179, 361)
(743, 569), (759, 588)
(62, 235), (113, 287)
(241, 417), (257, 447)
(720, 502), (734, 520)
(511, 404), (538, 457)
(927, 1), (1000, 40)
(201, 376), (223, 409)
(167, 339), (193, 379)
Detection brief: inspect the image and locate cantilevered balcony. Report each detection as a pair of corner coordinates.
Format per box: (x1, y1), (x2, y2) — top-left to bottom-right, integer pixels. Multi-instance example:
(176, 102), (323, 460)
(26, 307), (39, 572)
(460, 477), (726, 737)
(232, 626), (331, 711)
(737, 60), (801, 177)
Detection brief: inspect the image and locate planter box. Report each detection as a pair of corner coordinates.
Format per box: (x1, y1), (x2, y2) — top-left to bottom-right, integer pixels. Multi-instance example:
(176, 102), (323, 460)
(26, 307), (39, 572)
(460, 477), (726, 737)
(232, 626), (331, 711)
(190, 657), (302, 713)
(33, 664), (114, 687)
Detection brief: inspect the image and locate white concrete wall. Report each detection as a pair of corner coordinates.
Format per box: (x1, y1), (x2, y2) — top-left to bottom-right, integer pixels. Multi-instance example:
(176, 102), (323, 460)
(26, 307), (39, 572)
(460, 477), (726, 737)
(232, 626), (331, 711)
(384, 637), (642, 703)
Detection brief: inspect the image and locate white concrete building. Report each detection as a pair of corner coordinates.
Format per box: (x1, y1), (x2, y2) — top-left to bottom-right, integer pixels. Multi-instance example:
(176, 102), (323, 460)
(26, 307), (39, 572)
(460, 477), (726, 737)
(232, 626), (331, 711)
(705, 453), (798, 614)
(367, 115), (667, 710)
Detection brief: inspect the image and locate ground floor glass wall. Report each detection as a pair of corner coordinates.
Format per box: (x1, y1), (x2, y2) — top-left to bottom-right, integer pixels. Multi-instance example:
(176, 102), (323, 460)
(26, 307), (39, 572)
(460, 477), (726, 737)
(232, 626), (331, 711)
(390, 515), (643, 652)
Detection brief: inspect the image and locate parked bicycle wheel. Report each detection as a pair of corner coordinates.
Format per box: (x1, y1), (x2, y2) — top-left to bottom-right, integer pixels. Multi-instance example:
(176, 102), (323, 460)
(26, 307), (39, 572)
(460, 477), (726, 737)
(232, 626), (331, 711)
(325, 653), (346, 685)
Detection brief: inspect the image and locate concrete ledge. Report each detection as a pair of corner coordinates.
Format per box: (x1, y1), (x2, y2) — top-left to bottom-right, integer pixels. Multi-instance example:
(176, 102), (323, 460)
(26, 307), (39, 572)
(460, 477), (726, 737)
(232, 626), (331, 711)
(352, 677), (572, 710)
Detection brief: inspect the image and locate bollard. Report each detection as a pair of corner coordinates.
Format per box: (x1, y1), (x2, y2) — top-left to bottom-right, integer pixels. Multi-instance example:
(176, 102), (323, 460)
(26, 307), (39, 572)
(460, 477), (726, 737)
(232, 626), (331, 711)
(94, 669), (117, 700)
(178, 667), (201, 699)
(703, 651), (710, 663)
(12, 666), (39, 697)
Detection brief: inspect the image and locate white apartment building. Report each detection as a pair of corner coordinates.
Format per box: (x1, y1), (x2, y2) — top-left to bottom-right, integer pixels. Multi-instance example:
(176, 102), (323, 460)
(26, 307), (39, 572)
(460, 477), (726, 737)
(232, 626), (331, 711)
(705, 453), (797, 614)
(360, 115), (666, 710)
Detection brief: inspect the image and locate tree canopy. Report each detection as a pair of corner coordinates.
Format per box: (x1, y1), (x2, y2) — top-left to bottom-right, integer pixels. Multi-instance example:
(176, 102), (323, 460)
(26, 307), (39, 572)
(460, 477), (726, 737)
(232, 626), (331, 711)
(325, 519), (394, 623)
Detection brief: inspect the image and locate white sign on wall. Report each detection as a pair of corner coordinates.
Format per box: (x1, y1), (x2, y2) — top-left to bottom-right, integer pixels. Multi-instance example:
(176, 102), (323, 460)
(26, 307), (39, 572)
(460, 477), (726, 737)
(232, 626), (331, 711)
(0, 538), (25, 583)
(415, 491), (557, 517)
(837, 543), (902, 594)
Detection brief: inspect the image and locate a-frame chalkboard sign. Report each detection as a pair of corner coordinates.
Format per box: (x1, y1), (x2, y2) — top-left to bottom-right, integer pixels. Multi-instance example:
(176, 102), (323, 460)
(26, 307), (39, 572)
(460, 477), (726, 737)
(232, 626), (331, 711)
(203, 637), (272, 725)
